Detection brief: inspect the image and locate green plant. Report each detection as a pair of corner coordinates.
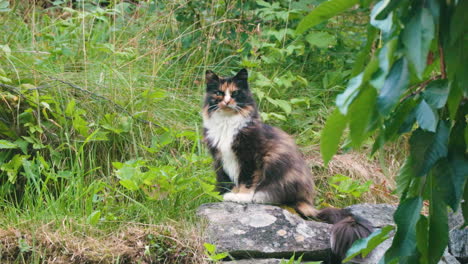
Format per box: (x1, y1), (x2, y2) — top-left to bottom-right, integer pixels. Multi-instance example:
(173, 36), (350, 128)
(203, 243), (229, 262)
(279, 253), (321, 264)
(344, 225), (395, 261)
(329, 174), (372, 198)
(299, 0), (467, 263)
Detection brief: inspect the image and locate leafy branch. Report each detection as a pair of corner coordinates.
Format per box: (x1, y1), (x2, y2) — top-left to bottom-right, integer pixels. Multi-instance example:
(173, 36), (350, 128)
(297, 0), (468, 263)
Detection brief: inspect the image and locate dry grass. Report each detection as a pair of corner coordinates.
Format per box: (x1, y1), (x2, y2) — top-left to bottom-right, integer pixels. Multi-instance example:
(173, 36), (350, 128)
(0, 222), (207, 264)
(304, 144), (403, 205)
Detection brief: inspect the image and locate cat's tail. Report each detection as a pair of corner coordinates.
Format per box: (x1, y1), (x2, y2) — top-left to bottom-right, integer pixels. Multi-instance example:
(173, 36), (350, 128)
(295, 202), (373, 264)
(316, 207), (374, 264)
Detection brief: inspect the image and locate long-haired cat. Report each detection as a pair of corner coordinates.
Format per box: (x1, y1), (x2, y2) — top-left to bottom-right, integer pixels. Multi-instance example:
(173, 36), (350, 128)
(202, 69), (373, 264)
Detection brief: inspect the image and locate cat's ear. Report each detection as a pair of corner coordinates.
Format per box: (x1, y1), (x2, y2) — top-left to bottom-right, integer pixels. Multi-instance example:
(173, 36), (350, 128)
(234, 68), (248, 81)
(205, 70), (219, 84)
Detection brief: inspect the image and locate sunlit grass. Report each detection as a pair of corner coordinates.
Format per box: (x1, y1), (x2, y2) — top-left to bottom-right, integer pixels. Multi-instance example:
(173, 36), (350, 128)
(0, 1), (384, 262)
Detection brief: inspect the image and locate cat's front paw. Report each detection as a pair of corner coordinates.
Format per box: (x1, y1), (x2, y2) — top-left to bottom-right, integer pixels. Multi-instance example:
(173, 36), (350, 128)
(223, 192), (240, 202)
(223, 192), (253, 203)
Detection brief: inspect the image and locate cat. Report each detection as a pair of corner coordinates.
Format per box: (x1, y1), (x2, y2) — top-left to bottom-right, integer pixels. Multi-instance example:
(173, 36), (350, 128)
(202, 69), (373, 264)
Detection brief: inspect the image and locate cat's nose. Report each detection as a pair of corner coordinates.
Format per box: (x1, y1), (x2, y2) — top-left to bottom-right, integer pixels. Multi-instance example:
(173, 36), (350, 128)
(223, 95), (231, 104)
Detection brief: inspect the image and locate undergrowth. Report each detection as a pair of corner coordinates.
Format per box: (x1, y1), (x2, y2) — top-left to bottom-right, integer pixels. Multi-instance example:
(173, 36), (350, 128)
(0, 0), (397, 262)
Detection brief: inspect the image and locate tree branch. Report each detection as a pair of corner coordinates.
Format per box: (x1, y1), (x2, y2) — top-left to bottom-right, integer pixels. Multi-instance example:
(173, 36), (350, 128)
(438, 43), (447, 79)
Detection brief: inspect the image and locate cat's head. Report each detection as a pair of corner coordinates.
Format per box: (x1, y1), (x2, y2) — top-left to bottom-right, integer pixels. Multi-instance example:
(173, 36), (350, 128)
(203, 69), (257, 117)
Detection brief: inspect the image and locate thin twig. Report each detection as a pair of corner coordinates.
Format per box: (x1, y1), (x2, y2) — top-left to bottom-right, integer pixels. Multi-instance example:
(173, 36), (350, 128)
(1, 79), (160, 128)
(0, 82), (22, 95)
(438, 43), (447, 79)
(400, 74), (442, 102)
(49, 77), (160, 127)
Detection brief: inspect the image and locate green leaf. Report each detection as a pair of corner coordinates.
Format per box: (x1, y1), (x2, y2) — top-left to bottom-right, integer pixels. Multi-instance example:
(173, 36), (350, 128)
(396, 156), (415, 199)
(0, 154), (29, 184)
(423, 79), (449, 109)
(415, 100), (438, 132)
(383, 98), (419, 141)
(402, 7), (434, 78)
(119, 179), (139, 191)
(203, 243), (216, 254)
(266, 97), (292, 115)
(0, 0), (11, 12)
(305, 31), (337, 48)
(73, 114), (89, 137)
(351, 26), (378, 77)
(409, 121), (449, 177)
(85, 129), (108, 143)
(428, 172), (449, 264)
(370, 0), (393, 35)
(296, 0), (359, 34)
(344, 225), (394, 262)
(348, 86), (377, 147)
(0, 140), (18, 149)
(336, 72), (364, 114)
(87, 210), (101, 225)
(377, 58), (409, 117)
(374, 0), (402, 20)
(338, 56), (378, 115)
(384, 197), (422, 262)
(433, 157), (467, 212)
(320, 109), (347, 165)
(416, 216), (429, 264)
(65, 99), (76, 117)
(14, 139), (29, 154)
(211, 252), (229, 260)
(370, 38), (398, 90)
(447, 81), (462, 120)
(275, 99), (292, 115)
(0, 120), (15, 138)
(261, 112), (287, 121)
(449, 156), (468, 211)
(152, 131), (174, 148)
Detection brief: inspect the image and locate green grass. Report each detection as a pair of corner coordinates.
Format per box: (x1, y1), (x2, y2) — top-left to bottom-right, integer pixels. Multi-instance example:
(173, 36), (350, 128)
(0, 1), (381, 262)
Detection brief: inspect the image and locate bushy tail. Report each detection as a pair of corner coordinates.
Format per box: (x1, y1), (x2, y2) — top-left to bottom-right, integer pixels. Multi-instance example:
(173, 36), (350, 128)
(316, 208), (374, 264)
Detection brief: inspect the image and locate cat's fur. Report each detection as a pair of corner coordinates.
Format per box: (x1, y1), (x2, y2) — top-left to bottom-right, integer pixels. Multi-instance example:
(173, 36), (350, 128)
(202, 69), (373, 264)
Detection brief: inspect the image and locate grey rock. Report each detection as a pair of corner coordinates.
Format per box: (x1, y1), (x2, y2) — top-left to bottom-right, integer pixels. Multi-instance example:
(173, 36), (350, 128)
(197, 202), (331, 261)
(449, 228), (468, 263)
(448, 209), (464, 231)
(439, 248), (461, 264)
(346, 203), (396, 228)
(199, 202), (462, 263)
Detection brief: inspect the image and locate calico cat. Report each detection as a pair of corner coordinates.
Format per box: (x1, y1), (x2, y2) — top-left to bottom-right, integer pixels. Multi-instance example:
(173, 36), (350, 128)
(202, 69), (373, 264)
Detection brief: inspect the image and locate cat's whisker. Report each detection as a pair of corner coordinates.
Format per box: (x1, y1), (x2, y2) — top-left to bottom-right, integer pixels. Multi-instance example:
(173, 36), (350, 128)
(208, 104), (219, 112)
(234, 106), (247, 117)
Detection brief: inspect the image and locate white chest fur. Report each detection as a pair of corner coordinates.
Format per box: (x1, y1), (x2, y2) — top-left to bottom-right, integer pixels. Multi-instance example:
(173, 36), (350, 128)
(203, 111), (250, 185)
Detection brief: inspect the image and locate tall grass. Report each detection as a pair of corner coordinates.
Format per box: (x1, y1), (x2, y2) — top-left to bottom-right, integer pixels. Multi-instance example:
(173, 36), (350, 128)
(0, 1), (384, 262)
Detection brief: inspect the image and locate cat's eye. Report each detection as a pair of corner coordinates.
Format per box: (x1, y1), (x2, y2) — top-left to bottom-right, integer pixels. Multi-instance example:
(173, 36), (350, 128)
(214, 91), (224, 96)
(231, 90), (239, 97)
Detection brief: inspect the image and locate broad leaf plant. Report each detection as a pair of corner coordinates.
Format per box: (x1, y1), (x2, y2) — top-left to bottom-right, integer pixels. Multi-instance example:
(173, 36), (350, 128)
(298, 0), (467, 263)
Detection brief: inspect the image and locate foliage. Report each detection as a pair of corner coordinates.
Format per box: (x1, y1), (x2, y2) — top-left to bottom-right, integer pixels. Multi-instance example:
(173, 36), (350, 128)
(343, 225), (394, 262)
(300, 0), (467, 263)
(203, 243), (230, 262)
(329, 174), (372, 198)
(279, 254), (321, 264)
